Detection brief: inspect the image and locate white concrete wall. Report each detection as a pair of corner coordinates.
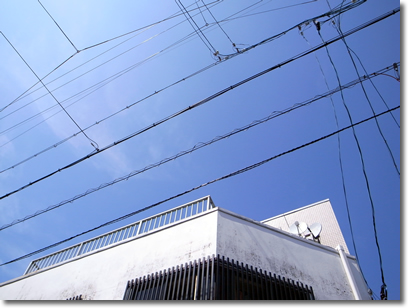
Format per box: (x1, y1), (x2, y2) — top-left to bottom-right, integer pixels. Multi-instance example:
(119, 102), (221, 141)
(0, 206), (370, 300)
(216, 209), (371, 300)
(0, 209), (219, 300)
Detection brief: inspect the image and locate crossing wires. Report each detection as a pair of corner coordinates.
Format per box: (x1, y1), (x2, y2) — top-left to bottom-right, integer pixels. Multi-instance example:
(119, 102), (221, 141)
(0, 11), (393, 202)
(0, 32), (99, 151)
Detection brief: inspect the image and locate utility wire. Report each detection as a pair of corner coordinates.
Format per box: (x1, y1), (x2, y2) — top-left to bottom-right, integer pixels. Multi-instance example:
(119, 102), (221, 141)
(332, 2), (392, 296)
(0, 32), (99, 151)
(0, 0), (367, 136)
(4, 26), (155, 112)
(0, 106), (399, 267)
(196, 0), (208, 25)
(219, 0), (319, 23)
(0, 8), (399, 202)
(1, 3), (395, 172)
(38, 0), (79, 52)
(219, 0), (368, 58)
(176, 0), (217, 55)
(300, 27), (368, 287)
(346, 49), (400, 127)
(1, 64), (395, 231)
(2, 0), (254, 137)
(334, 24), (400, 176)
(0, 0), (223, 114)
(0, 1), (221, 127)
(317, 15), (388, 295)
(6, 0), (223, 109)
(200, 0), (236, 50)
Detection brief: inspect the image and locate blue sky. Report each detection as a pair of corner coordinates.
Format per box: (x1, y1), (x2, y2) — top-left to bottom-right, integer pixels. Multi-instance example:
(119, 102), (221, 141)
(0, 0), (401, 301)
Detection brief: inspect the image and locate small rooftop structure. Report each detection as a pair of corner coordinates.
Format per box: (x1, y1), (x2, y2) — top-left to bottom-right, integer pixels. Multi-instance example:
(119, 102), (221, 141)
(262, 199), (349, 253)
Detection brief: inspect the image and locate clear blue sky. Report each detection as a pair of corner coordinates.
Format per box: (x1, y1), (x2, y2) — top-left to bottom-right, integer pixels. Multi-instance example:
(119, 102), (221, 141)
(0, 0), (401, 301)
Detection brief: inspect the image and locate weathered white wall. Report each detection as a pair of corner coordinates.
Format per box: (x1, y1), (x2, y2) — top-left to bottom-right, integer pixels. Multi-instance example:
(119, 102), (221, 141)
(216, 209), (371, 300)
(0, 206), (371, 300)
(0, 209), (219, 300)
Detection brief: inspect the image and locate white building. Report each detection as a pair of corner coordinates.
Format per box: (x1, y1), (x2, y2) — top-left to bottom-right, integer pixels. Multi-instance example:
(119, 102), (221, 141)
(0, 196), (371, 300)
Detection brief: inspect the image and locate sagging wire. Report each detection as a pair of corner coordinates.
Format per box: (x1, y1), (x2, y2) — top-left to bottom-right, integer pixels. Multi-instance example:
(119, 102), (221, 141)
(331, 7), (400, 177)
(299, 23), (370, 292)
(313, 4), (395, 299)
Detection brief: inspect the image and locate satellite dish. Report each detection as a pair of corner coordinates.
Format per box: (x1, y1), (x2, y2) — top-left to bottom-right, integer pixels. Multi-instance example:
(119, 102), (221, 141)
(309, 223), (322, 238)
(289, 221), (300, 235)
(289, 221), (309, 237)
(298, 222), (308, 234)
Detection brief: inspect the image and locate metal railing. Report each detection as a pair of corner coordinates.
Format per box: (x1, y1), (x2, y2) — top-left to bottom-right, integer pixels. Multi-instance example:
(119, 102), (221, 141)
(25, 196), (216, 275)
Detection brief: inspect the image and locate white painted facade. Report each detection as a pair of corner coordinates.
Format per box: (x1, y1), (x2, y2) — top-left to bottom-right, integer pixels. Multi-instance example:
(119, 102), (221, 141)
(0, 199), (371, 300)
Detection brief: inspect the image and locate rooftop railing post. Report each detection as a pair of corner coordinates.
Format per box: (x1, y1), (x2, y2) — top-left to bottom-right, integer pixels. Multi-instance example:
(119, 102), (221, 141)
(76, 243), (84, 257)
(135, 220), (144, 236)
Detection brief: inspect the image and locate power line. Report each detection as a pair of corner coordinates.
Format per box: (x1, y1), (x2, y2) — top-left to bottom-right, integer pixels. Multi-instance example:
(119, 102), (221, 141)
(219, 0), (320, 23)
(1, 64), (395, 231)
(0, 105), (399, 267)
(6, 0), (224, 110)
(300, 27), (369, 287)
(0, 1), (343, 167)
(0, 1), (222, 126)
(316, 10), (391, 295)
(176, 0), (217, 56)
(2, 0), (269, 137)
(0, 0), (369, 140)
(334, 27), (400, 177)
(0, 9), (398, 202)
(0, 32), (99, 151)
(0, 0), (224, 114)
(332, 3), (395, 298)
(38, 0), (79, 52)
(200, 0), (236, 51)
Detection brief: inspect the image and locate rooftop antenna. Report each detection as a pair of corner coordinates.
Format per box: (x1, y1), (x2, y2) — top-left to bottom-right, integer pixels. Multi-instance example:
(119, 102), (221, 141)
(289, 221), (322, 243)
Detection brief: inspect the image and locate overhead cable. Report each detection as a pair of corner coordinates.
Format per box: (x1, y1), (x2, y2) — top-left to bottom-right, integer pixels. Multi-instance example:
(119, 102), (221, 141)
(200, 0), (236, 51)
(0, 105), (399, 267)
(5, 0), (225, 110)
(176, 0), (217, 55)
(333, 21), (400, 176)
(317, 10), (392, 293)
(38, 0), (79, 52)
(0, 32), (99, 151)
(0, 0), (223, 114)
(0, 3), (394, 167)
(0, 8), (399, 201)
(0, 0), (369, 141)
(300, 27), (368, 286)
(0, 63), (397, 231)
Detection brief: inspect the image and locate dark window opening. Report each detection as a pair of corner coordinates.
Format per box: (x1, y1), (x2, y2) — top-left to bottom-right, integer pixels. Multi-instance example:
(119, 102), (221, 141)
(123, 254), (315, 300)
